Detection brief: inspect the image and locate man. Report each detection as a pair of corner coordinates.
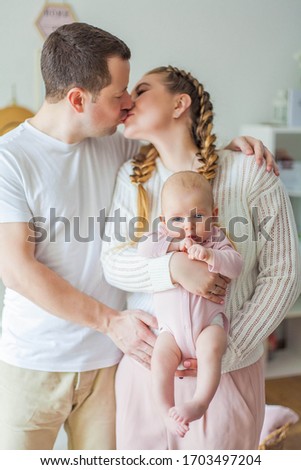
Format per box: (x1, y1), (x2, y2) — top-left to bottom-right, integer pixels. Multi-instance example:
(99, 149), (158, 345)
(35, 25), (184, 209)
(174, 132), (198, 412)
(0, 22), (276, 450)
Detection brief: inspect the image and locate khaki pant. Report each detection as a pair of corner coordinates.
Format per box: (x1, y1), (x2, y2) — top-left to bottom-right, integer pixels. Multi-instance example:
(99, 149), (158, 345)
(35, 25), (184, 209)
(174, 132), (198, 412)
(0, 360), (117, 450)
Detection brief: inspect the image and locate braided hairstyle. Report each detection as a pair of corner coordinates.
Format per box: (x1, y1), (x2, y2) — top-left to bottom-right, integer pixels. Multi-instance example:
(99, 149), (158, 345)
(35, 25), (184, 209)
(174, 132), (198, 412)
(130, 66), (218, 224)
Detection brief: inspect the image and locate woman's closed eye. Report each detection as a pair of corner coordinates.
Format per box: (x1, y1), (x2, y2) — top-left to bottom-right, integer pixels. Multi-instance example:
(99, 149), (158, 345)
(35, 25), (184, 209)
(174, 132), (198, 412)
(135, 88), (147, 97)
(133, 84), (150, 98)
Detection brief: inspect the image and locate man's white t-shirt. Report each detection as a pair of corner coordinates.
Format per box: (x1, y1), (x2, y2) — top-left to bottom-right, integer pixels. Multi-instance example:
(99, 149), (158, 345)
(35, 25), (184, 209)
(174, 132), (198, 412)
(0, 120), (139, 372)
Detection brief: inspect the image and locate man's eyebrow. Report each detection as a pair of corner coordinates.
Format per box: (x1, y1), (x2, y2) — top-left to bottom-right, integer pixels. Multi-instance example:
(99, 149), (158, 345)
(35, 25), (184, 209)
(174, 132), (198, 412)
(115, 86), (128, 94)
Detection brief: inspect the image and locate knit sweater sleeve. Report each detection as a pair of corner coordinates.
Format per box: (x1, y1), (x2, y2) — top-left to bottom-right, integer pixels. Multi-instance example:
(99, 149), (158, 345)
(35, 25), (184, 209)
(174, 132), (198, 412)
(101, 162), (174, 293)
(227, 171), (301, 365)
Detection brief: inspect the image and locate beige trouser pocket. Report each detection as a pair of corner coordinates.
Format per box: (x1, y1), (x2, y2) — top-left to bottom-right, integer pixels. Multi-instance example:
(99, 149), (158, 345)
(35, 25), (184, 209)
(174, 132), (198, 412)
(0, 361), (117, 450)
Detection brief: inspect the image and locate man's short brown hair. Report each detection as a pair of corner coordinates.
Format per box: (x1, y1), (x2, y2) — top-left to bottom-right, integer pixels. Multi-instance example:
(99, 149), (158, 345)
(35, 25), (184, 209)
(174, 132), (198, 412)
(41, 22), (131, 102)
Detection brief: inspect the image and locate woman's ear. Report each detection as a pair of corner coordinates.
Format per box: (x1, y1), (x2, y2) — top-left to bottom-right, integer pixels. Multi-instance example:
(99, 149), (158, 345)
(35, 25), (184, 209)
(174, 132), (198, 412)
(67, 87), (86, 113)
(173, 93), (192, 118)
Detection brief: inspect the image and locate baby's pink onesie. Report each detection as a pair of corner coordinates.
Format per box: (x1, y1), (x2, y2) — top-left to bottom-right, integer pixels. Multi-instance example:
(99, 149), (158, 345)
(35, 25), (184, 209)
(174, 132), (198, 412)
(138, 224), (243, 360)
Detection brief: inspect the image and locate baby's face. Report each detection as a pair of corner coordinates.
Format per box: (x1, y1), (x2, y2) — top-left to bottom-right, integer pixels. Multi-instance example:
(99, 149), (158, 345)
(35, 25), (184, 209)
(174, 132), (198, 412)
(162, 189), (218, 243)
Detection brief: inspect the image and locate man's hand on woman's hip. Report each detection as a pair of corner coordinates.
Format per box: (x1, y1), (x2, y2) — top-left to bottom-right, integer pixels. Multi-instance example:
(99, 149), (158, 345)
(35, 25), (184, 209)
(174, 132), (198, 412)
(106, 309), (158, 368)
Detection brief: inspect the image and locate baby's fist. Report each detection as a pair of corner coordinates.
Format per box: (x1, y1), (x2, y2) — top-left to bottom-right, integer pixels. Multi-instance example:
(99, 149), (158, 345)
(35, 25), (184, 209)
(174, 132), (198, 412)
(179, 237), (195, 252)
(187, 244), (207, 261)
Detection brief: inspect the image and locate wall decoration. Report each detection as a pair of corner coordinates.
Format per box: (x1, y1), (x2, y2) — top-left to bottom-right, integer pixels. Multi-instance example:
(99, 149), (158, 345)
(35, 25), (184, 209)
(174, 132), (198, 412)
(35, 2), (77, 40)
(0, 86), (33, 135)
(34, 2), (78, 110)
(0, 105), (34, 136)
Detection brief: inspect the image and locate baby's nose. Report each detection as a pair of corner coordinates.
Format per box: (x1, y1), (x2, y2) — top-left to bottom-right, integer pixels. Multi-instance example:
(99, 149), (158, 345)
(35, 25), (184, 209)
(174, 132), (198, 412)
(184, 220), (194, 235)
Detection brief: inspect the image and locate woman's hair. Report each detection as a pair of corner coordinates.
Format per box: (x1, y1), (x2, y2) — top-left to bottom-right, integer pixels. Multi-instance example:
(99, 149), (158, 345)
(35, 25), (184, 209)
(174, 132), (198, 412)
(41, 22), (131, 102)
(130, 66), (218, 224)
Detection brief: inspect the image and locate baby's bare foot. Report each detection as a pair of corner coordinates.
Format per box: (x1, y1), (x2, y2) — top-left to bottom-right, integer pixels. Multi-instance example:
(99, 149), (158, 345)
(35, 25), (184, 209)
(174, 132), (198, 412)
(169, 400), (207, 426)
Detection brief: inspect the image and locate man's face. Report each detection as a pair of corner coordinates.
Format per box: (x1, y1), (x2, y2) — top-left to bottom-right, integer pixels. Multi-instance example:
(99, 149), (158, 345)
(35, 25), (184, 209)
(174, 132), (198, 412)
(84, 57), (133, 137)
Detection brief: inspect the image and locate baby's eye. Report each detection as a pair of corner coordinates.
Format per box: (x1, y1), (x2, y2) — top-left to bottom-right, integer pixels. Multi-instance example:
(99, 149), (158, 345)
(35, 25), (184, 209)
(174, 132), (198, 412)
(171, 217), (184, 223)
(194, 214), (203, 219)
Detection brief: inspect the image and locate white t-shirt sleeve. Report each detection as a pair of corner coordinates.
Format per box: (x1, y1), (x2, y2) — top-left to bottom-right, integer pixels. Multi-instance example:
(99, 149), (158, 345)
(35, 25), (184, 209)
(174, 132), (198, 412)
(113, 131), (140, 164)
(0, 151), (32, 223)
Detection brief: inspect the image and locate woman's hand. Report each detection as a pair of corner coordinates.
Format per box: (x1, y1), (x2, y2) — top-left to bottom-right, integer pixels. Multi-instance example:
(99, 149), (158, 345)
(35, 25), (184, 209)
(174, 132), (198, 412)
(169, 252), (230, 303)
(175, 359), (198, 378)
(225, 135), (279, 176)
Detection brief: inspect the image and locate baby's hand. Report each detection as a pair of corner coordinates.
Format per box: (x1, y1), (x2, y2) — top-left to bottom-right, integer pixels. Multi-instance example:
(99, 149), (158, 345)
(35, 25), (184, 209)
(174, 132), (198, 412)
(179, 237), (195, 252)
(187, 244), (209, 261)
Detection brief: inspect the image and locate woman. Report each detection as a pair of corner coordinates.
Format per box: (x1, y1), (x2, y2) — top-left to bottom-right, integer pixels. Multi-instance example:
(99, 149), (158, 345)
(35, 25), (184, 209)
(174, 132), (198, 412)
(101, 66), (300, 449)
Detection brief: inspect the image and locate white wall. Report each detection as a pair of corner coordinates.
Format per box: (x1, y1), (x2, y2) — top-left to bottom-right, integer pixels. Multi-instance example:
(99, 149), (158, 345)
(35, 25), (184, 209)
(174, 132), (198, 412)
(0, 282), (4, 314)
(0, 0), (301, 143)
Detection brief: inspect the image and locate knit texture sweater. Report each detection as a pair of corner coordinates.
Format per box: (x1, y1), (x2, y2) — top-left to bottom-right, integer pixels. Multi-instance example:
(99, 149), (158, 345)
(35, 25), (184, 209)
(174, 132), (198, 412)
(101, 150), (301, 373)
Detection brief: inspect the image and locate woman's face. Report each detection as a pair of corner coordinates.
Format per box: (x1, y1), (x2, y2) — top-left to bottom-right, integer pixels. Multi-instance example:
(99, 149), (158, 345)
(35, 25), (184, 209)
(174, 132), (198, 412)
(123, 73), (178, 140)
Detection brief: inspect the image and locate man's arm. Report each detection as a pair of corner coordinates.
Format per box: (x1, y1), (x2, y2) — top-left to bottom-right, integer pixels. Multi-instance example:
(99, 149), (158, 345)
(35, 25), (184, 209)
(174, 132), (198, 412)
(0, 222), (157, 367)
(225, 136), (279, 175)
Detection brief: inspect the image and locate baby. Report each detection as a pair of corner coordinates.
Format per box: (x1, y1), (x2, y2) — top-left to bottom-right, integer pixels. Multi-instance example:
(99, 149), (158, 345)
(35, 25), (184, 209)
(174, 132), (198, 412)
(138, 171), (243, 438)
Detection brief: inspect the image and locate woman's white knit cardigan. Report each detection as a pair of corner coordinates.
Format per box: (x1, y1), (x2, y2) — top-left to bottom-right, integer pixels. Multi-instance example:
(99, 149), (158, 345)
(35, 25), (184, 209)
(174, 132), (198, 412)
(101, 150), (301, 373)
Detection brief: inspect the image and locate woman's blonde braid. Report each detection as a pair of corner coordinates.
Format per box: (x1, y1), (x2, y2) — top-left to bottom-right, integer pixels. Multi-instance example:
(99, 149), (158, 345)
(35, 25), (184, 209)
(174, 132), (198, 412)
(195, 84), (218, 181)
(130, 143), (159, 221)
(166, 66), (218, 182)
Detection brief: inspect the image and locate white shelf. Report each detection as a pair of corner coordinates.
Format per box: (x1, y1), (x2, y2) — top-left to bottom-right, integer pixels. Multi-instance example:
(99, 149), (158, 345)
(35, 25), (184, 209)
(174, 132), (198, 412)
(241, 124), (301, 379)
(265, 311), (301, 379)
(241, 124), (301, 134)
(265, 348), (301, 379)
(287, 190), (301, 197)
(286, 295), (301, 319)
(240, 124), (301, 160)
(262, 125), (301, 133)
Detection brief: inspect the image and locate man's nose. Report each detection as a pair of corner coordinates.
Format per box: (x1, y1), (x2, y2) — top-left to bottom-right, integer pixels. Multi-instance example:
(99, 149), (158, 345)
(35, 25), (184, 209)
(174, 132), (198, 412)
(122, 91), (134, 110)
